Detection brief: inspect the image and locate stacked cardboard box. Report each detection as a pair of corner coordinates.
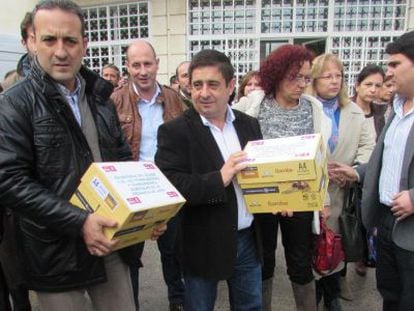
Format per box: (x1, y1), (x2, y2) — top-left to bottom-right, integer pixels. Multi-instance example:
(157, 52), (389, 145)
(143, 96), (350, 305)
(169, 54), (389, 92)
(237, 134), (328, 213)
(71, 161), (186, 250)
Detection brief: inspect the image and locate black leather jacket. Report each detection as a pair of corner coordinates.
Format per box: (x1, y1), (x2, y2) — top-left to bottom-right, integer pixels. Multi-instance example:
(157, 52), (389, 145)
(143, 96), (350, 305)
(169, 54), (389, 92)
(0, 62), (133, 291)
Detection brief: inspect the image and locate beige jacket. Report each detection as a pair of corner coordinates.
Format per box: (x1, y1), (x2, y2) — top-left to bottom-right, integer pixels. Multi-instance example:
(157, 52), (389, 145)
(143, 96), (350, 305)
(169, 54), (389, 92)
(326, 101), (376, 232)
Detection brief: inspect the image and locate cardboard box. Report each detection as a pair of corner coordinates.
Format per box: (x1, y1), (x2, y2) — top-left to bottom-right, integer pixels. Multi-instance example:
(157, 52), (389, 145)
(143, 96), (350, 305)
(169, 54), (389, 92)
(237, 134), (328, 213)
(70, 161), (186, 250)
(237, 134), (326, 184)
(240, 164), (328, 213)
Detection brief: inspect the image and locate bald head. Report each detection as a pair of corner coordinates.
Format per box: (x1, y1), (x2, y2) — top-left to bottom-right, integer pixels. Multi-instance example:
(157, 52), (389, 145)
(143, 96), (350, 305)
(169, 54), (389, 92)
(176, 61), (191, 96)
(126, 40), (156, 62)
(176, 61), (190, 77)
(125, 39), (159, 99)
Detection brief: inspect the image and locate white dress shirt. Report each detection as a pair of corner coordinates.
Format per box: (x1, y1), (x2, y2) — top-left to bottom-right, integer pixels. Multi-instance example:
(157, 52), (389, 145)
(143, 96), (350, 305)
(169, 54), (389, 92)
(200, 106), (253, 230)
(379, 95), (414, 205)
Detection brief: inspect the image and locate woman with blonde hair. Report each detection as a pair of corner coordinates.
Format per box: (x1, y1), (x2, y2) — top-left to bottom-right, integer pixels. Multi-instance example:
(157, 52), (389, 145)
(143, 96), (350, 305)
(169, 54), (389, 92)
(306, 53), (375, 310)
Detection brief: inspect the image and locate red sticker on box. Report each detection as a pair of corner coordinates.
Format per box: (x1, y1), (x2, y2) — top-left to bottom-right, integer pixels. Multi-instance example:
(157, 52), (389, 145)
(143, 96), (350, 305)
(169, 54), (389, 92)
(167, 191), (178, 197)
(102, 165), (117, 172)
(143, 163), (156, 170)
(127, 197), (141, 204)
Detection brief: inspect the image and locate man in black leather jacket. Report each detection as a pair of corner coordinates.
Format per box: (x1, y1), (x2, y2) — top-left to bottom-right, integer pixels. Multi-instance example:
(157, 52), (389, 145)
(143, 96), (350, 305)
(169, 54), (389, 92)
(0, 1), (164, 310)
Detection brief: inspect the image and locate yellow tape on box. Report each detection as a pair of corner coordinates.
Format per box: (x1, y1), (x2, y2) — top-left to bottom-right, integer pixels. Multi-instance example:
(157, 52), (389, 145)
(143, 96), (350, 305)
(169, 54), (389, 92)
(70, 161), (186, 250)
(240, 164), (328, 213)
(237, 134), (326, 184)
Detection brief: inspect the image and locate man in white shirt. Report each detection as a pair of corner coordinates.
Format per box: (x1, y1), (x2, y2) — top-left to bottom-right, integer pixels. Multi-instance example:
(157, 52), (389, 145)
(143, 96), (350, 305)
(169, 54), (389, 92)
(155, 49), (263, 310)
(362, 30), (414, 311)
(111, 40), (184, 311)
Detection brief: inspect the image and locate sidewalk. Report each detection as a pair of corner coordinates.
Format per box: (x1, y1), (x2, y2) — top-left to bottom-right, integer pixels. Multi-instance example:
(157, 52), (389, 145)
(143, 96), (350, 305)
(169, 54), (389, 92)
(30, 236), (382, 310)
(140, 238), (382, 310)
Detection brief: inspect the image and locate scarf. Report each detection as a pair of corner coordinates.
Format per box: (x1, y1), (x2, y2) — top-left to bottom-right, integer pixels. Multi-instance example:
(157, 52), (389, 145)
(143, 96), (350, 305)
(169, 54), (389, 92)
(318, 96), (340, 153)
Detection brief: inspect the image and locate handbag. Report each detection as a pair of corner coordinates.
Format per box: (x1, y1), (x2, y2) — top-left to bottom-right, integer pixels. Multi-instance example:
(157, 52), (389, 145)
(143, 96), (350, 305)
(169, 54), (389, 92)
(338, 185), (364, 262)
(312, 218), (344, 275)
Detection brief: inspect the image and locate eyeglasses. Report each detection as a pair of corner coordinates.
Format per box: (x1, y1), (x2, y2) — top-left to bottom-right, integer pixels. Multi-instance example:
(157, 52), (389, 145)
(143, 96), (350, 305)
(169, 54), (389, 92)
(317, 74), (343, 81)
(288, 74), (312, 84)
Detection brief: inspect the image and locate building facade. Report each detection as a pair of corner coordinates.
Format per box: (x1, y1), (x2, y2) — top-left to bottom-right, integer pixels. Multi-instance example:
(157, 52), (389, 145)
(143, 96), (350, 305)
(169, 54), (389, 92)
(78, 0), (410, 91)
(78, 0), (187, 83)
(0, 0), (412, 90)
(0, 1), (35, 79)
(187, 0), (408, 91)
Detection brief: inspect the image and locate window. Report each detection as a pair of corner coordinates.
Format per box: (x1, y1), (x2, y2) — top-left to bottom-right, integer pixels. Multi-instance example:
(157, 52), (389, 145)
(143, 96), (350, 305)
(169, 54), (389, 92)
(189, 0), (256, 35)
(261, 0), (328, 33)
(333, 0), (406, 32)
(83, 2), (149, 74)
(188, 0), (408, 92)
(330, 35), (397, 93)
(189, 38), (258, 84)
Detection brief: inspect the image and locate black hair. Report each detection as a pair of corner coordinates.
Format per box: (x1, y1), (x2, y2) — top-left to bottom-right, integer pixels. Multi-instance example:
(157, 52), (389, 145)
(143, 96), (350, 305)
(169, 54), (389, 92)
(20, 12), (33, 43)
(169, 75), (177, 85)
(32, 0), (85, 37)
(386, 30), (414, 62)
(189, 49), (234, 85)
(356, 64), (385, 85)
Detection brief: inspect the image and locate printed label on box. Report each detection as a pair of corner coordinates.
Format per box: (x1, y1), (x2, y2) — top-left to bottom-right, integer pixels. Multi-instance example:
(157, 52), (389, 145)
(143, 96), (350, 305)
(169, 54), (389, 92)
(71, 161), (186, 250)
(91, 177), (119, 211)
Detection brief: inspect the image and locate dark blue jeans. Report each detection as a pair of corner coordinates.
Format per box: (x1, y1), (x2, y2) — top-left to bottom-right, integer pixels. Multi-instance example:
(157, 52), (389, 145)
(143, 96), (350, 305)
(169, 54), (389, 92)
(184, 228), (262, 311)
(377, 216), (414, 311)
(157, 212), (185, 304)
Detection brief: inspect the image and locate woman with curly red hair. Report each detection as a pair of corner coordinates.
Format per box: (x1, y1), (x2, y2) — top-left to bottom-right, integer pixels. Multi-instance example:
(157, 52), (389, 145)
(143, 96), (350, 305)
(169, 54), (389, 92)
(234, 44), (331, 311)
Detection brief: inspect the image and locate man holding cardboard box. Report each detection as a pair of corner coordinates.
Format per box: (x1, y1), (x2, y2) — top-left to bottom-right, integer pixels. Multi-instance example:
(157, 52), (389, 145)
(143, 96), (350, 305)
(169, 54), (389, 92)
(0, 1), (163, 310)
(155, 49), (263, 310)
(111, 40), (185, 311)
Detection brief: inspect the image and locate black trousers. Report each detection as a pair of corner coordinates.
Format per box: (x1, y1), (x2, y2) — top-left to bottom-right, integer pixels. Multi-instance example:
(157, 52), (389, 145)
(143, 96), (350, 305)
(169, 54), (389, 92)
(315, 271), (341, 305)
(377, 209), (414, 311)
(260, 212), (314, 285)
(0, 264), (11, 311)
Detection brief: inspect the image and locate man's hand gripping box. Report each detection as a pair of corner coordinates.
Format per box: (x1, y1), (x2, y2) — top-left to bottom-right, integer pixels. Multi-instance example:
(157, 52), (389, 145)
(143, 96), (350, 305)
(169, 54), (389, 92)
(71, 161), (186, 250)
(237, 134), (328, 213)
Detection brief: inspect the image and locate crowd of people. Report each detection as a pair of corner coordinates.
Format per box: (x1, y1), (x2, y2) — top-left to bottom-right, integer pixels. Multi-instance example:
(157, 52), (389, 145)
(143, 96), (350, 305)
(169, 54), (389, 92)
(0, 1), (413, 311)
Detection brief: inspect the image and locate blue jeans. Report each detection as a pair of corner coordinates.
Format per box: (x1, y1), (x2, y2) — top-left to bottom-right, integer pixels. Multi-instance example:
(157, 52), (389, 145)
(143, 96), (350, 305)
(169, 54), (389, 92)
(184, 228), (262, 311)
(157, 212), (185, 304)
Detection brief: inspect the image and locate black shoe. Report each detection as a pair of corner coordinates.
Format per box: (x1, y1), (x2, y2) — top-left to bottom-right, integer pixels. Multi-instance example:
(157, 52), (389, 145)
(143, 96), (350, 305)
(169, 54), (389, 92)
(170, 303), (184, 311)
(325, 298), (342, 311)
